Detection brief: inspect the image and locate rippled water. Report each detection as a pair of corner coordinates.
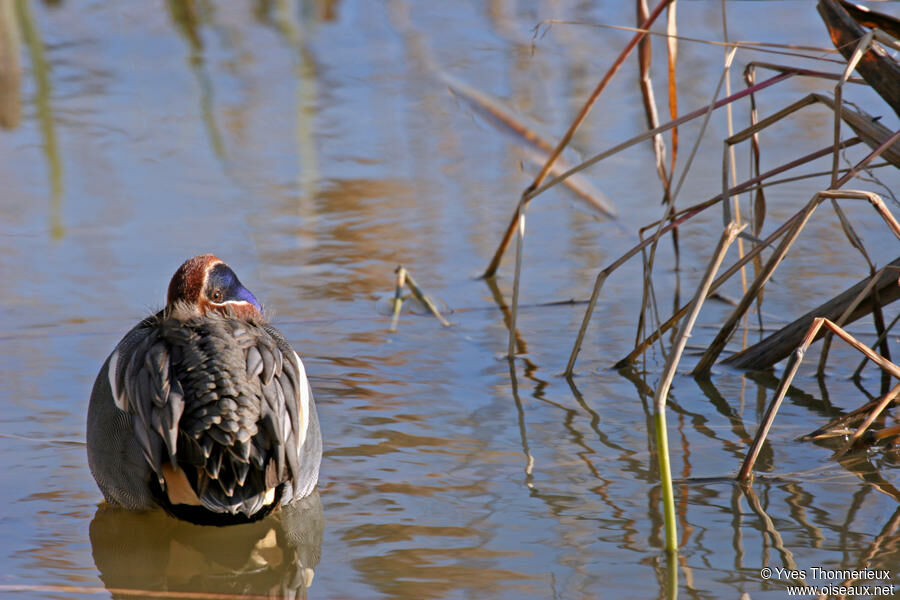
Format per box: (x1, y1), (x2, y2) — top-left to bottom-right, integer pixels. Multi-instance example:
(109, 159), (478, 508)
(2, 1), (900, 598)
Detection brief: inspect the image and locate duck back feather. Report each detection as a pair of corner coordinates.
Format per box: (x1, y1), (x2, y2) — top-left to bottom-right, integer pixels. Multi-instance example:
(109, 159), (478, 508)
(88, 305), (321, 525)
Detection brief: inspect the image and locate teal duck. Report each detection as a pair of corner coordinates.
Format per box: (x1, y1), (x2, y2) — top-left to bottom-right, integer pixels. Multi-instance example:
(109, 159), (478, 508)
(87, 254), (321, 525)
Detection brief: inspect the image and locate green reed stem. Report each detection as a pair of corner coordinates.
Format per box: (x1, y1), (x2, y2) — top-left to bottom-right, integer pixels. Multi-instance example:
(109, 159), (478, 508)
(655, 409), (678, 554)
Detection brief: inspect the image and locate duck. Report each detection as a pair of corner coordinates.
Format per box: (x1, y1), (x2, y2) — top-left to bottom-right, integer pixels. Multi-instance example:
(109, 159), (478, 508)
(87, 254), (321, 525)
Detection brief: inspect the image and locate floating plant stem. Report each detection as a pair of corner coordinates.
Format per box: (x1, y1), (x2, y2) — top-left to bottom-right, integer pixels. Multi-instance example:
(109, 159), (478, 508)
(387, 266), (449, 329)
(390, 266), (408, 331)
(403, 269), (450, 328)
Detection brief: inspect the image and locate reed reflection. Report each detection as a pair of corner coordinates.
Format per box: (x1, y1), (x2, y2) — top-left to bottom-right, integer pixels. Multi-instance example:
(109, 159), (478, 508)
(15, 0), (64, 238)
(90, 491), (323, 599)
(165, 0), (226, 162)
(0, 0), (21, 129)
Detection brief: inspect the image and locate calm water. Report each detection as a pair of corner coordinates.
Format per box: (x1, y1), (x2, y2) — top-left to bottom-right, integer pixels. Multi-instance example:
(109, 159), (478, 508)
(2, 1), (900, 598)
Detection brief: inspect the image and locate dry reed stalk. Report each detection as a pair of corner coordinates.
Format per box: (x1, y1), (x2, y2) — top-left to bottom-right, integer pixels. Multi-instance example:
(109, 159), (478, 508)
(816, 262), (891, 376)
(726, 257), (900, 370)
(744, 67), (764, 236)
(443, 72), (614, 216)
(828, 25), (900, 182)
(738, 317), (900, 481)
(666, 0), (680, 281)
(618, 212), (795, 370)
(537, 20), (844, 62)
(483, 276), (529, 356)
(853, 308), (900, 379)
(637, 0), (682, 297)
(637, 0), (673, 206)
(640, 138), (861, 233)
(525, 71), (795, 206)
(691, 134), (900, 376)
(867, 424), (900, 445)
(745, 61), (867, 83)
(818, 0), (900, 117)
(635, 240), (666, 360)
(666, 2), (678, 177)
(482, 0), (675, 279)
(503, 0), (676, 356)
(632, 159), (900, 369)
(839, 0), (900, 39)
(720, 5), (749, 305)
(743, 64), (768, 331)
(387, 266), (450, 329)
(804, 396), (886, 440)
(576, 137), (861, 373)
(820, 320), (900, 378)
(565, 206), (699, 376)
(508, 210), (525, 357)
(636, 47), (737, 359)
(560, 85), (895, 271)
(732, 82), (897, 331)
(653, 221), (744, 552)
(743, 69), (888, 228)
(653, 223), (746, 398)
(745, 162), (891, 189)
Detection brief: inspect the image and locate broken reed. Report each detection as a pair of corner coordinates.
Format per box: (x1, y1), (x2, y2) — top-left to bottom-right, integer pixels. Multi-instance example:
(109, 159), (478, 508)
(474, 0), (900, 554)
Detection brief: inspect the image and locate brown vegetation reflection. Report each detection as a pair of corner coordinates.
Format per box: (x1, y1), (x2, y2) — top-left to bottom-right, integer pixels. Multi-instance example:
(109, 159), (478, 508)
(0, 0), (21, 129)
(4, 1), (900, 598)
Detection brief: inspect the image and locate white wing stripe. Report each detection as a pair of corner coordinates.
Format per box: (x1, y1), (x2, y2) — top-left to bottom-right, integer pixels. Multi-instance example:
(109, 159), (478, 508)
(107, 349), (127, 411)
(293, 351), (310, 449)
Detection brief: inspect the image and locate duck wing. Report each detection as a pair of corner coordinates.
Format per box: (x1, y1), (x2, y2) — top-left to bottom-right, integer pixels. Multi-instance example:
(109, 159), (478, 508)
(107, 312), (312, 521)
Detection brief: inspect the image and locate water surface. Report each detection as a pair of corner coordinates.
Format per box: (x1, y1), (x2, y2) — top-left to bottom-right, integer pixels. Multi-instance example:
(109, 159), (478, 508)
(2, 1), (900, 598)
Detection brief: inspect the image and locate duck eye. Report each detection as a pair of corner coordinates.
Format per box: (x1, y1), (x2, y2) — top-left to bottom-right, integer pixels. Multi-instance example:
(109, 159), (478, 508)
(211, 289), (223, 302)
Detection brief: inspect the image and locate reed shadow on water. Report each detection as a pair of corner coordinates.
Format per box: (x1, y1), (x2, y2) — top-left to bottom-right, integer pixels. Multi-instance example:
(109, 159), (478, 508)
(2, 0), (900, 598)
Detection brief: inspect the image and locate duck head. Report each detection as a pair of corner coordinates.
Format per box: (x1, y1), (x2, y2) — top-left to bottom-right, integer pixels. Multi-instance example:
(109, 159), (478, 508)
(167, 254), (263, 320)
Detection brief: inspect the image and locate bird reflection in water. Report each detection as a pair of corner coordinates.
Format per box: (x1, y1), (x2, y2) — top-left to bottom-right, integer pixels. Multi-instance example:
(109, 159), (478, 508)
(89, 490), (323, 599)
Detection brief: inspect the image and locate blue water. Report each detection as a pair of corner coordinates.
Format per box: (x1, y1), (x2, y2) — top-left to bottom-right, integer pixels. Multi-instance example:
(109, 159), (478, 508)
(2, 1), (900, 598)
